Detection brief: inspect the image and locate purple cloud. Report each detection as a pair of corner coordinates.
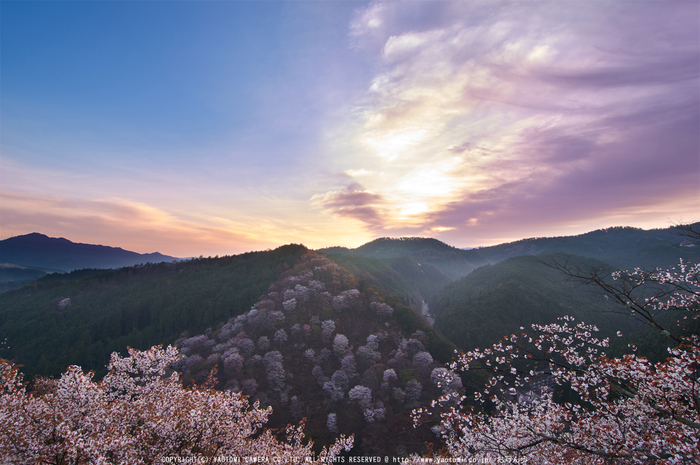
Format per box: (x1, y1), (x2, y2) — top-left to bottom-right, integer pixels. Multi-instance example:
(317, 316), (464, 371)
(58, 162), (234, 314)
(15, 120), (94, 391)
(312, 186), (386, 227)
(341, 0), (699, 244)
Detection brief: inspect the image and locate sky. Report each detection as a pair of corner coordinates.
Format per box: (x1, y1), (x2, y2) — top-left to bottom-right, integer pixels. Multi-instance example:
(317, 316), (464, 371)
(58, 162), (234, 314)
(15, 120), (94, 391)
(1, 0), (698, 257)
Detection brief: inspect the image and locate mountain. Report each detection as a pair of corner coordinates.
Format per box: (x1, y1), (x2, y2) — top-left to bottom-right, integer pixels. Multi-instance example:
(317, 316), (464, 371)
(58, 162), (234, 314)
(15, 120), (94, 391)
(169, 250), (455, 457)
(321, 237), (489, 281)
(475, 224), (700, 270)
(0, 263), (50, 278)
(323, 224), (700, 283)
(5, 225), (693, 378)
(0, 263), (48, 292)
(323, 254), (452, 309)
(0, 244), (455, 457)
(0, 233), (179, 274)
(323, 224), (700, 367)
(0, 244), (308, 380)
(429, 254), (640, 354)
(2, 225), (696, 457)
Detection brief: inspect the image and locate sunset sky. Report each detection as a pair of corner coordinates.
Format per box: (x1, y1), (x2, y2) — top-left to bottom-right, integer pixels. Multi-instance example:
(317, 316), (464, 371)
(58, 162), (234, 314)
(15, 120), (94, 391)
(2, 1), (698, 257)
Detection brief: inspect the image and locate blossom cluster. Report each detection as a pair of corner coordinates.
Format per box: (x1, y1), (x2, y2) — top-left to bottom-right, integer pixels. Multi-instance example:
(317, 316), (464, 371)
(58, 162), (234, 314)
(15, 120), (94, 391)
(611, 259), (699, 318)
(413, 260), (700, 464)
(0, 345), (353, 464)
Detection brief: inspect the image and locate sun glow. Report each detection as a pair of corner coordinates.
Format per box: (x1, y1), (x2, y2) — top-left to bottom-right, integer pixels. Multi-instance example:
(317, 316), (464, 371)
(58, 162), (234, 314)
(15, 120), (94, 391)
(361, 129), (429, 161)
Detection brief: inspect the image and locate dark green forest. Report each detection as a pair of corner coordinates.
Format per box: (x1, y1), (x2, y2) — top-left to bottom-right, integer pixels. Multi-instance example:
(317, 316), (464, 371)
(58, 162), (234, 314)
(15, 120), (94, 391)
(321, 253), (452, 308)
(324, 224), (700, 276)
(429, 254), (640, 353)
(4, 224), (697, 382)
(470, 225), (700, 270)
(0, 244), (307, 380)
(1, 224), (698, 458)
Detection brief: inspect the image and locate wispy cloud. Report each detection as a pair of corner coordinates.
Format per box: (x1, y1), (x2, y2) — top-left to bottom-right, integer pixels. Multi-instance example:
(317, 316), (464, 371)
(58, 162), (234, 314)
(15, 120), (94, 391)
(315, 0), (699, 243)
(0, 190), (279, 256)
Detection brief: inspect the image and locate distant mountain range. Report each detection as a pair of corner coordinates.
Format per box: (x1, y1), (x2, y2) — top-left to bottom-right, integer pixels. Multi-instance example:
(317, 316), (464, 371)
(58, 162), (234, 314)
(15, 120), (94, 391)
(3, 224), (697, 292)
(0, 233), (179, 281)
(322, 224), (699, 274)
(1, 223), (698, 456)
(470, 225), (699, 270)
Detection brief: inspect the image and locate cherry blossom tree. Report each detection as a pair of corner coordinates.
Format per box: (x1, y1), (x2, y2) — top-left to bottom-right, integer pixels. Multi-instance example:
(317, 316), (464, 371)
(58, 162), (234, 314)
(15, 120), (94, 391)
(263, 351), (286, 392)
(323, 379), (345, 402)
(0, 345), (353, 464)
(321, 320), (336, 343)
(333, 334), (349, 358)
(404, 379), (422, 406)
(341, 354), (358, 377)
(257, 335), (270, 352)
(223, 350), (244, 378)
(412, 351), (433, 371)
(327, 413), (339, 433)
(312, 365), (328, 388)
(349, 385), (372, 410)
(273, 328), (288, 349)
(283, 297), (297, 313)
(370, 301), (394, 319)
(382, 368), (397, 391)
(413, 258), (700, 464)
(363, 404), (386, 423)
(332, 289), (360, 313)
(356, 345), (381, 369)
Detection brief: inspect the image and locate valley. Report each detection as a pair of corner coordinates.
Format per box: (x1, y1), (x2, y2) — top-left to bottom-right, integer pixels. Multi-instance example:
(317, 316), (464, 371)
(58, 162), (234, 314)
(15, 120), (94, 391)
(1, 223), (698, 457)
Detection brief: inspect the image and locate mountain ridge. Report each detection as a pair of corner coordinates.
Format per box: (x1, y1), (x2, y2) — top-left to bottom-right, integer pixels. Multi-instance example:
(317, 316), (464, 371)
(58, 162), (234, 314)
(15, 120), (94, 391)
(2, 225), (698, 456)
(0, 232), (179, 274)
(321, 223), (700, 276)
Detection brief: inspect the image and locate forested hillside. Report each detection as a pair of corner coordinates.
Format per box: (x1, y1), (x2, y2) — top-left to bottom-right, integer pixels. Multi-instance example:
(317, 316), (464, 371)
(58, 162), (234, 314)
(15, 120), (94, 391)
(169, 250), (457, 456)
(0, 244), (307, 380)
(4, 225), (694, 382)
(429, 254), (640, 353)
(1, 245), (457, 457)
(321, 253), (452, 307)
(474, 224), (700, 269)
(321, 237), (488, 280)
(323, 224), (700, 282)
(0, 264), (48, 293)
(1, 224), (697, 460)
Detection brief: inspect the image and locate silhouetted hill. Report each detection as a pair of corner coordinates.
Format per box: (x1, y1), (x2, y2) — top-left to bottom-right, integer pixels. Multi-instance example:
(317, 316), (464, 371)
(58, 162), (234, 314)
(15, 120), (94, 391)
(354, 237), (463, 258)
(0, 264), (50, 293)
(2, 225), (696, 457)
(0, 233), (179, 273)
(0, 263), (47, 282)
